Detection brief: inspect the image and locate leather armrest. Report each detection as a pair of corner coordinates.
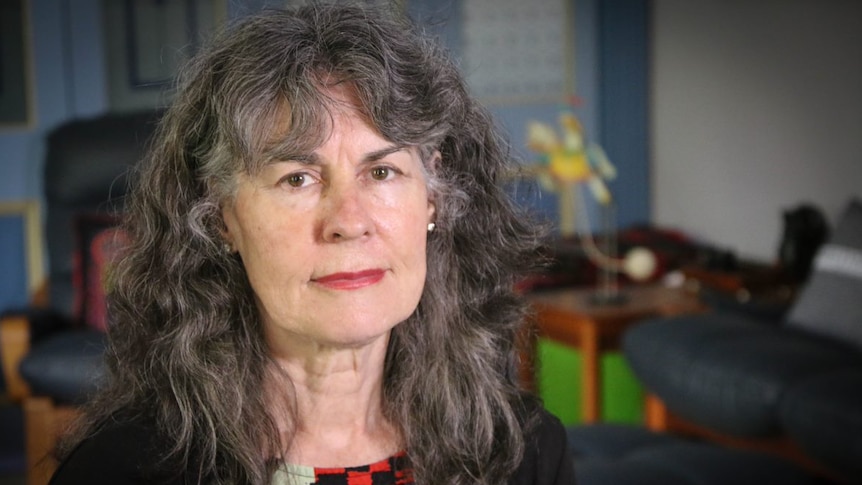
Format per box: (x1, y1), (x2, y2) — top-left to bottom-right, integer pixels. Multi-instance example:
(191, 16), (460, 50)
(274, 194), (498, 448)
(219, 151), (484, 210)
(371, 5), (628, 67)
(0, 314), (33, 402)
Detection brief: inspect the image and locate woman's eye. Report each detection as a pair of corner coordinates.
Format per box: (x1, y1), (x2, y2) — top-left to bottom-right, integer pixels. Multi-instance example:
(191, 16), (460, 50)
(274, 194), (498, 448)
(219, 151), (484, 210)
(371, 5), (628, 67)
(371, 166), (391, 180)
(281, 172), (313, 188)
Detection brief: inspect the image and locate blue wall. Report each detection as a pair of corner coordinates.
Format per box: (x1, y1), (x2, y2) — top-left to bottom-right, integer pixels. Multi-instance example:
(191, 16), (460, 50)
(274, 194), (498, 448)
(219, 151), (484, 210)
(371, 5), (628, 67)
(0, 0), (107, 202)
(599, 0), (650, 227)
(0, 216), (27, 313)
(0, 0), (107, 312)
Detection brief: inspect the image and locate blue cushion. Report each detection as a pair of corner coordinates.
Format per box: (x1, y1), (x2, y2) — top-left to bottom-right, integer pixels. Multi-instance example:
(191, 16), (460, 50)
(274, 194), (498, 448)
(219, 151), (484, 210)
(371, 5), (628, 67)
(575, 459), (690, 485)
(19, 330), (107, 404)
(0, 404), (24, 473)
(779, 369), (862, 480)
(567, 423), (678, 458)
(568, 424), (818, 485)
(624, 313), (861, 437)
(569, 424), (693, 484)
(626, 442), (818, 485)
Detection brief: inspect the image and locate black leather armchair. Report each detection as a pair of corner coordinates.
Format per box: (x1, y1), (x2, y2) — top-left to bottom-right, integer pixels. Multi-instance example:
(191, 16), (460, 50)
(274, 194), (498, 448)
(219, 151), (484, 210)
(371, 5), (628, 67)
(0, 110), (161, 485)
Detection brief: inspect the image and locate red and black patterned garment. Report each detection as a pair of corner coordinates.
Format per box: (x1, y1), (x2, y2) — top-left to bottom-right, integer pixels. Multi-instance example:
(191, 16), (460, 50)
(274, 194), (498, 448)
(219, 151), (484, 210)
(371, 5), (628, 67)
(273, 451), (413, 485)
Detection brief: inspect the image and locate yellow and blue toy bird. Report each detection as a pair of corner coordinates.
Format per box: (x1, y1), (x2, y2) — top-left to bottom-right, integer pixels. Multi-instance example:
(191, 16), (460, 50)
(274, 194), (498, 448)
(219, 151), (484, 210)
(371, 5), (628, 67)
(526, 110), (617, 234)
(526, 110), (657, 285)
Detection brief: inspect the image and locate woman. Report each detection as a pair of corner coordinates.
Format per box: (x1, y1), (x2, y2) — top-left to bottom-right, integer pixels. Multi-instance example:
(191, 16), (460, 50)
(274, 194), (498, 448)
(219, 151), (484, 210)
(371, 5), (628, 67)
(51, 4), (575, 484)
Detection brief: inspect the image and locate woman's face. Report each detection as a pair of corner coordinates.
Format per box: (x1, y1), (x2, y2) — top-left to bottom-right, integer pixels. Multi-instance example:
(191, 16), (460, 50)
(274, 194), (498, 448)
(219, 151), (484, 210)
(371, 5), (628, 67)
(221, 89), (436, 353)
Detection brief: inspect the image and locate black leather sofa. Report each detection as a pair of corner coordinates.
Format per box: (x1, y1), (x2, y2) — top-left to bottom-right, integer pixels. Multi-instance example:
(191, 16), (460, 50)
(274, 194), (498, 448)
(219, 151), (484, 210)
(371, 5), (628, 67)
(622, 198), (862, 483)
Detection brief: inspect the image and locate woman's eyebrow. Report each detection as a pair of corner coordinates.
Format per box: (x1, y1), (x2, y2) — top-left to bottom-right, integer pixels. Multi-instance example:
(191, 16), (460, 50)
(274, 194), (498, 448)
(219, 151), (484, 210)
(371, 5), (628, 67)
(273, 144), (407, 165)
(286, 153), (320, 165)
(364, 144), (408, 162)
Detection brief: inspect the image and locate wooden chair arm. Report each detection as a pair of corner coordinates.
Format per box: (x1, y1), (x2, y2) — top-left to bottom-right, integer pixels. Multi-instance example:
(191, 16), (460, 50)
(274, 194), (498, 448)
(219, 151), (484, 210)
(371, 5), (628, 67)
(0, 314), (33, 402)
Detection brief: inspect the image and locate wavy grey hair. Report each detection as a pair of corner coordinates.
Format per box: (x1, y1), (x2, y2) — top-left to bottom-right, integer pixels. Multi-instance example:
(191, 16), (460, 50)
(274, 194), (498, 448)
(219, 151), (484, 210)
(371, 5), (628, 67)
(61, 3), (545, 483)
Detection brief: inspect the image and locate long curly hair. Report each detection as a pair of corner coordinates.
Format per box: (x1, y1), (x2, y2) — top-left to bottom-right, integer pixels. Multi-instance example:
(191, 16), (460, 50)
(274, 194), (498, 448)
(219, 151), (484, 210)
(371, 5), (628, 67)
(61, 4), (545, 484)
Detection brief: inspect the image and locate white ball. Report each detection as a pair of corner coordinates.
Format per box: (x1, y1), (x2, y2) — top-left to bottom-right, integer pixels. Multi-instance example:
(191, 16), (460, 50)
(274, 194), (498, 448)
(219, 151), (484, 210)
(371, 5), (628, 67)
(623, 247), (657, 281)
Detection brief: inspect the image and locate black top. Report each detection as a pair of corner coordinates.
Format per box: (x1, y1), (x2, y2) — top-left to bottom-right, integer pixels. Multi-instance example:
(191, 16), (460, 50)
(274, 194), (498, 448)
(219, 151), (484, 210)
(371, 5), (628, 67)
(508, 407), (577, 485)
(50, 405), (575, 485)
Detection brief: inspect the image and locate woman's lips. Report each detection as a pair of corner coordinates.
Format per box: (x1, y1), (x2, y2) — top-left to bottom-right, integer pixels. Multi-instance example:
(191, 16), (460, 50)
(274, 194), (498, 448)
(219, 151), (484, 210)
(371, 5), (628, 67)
(312, 269), (386, 290)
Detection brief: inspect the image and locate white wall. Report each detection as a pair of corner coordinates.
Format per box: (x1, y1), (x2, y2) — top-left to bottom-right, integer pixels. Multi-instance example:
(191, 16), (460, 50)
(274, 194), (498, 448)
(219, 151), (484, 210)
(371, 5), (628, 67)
(651, 0), (862, 261)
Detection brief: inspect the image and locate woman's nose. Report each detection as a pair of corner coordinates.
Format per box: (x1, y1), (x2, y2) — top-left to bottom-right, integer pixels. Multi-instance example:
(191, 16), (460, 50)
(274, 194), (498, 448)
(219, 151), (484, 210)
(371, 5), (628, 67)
(320, 183), (373, 242)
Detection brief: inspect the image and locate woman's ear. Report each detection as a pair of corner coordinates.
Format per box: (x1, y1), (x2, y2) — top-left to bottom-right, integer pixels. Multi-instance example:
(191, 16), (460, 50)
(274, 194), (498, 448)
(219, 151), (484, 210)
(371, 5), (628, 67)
(428, 150), (442, 172)
(219, 202), (238, 253)
(427, 200), (436, 227)
(427, 151), (441, 224)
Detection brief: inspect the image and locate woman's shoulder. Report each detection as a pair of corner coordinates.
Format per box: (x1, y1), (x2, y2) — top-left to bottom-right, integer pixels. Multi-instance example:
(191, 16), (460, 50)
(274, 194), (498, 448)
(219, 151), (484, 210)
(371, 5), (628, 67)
(510, 396), (577, 485)
(50, 411), (186, 485)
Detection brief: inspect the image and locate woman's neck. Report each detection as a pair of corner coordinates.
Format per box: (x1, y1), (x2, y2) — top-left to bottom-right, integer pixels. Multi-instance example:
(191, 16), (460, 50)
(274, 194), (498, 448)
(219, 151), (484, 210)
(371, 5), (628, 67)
(269, 332), (402, 467)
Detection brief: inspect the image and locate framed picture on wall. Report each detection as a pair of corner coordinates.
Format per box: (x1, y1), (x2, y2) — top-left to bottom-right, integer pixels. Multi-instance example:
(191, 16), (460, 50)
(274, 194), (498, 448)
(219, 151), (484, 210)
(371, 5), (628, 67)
(0, 201), (44, 313)
(461, 0), (574, 105)
(0, 0), (35, 128)
(102, 0), (228, 112)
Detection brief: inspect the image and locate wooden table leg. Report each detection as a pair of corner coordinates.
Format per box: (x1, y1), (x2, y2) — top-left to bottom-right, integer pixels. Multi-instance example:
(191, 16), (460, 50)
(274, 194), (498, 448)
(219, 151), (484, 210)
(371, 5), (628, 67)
(581, 323), (599, 423)
(0, 315), (32, 401)
(645, 393), (669, 431)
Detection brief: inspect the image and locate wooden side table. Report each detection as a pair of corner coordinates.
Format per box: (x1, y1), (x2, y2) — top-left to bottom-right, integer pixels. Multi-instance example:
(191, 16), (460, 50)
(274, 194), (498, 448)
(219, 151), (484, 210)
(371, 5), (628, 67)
(525, 284), (704, 423)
